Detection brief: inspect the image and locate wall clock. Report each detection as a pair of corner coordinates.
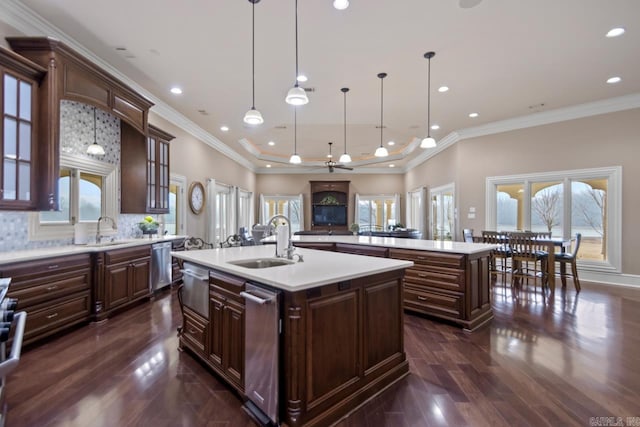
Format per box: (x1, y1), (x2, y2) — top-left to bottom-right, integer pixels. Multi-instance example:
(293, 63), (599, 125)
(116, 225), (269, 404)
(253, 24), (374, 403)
(188, 181), (205, 214)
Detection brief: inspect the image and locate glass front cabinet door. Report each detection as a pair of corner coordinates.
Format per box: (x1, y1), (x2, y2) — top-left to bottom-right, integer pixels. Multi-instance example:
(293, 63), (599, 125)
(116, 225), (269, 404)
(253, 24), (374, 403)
(0, 48), (45, 210)
(146, 124), (174, 213)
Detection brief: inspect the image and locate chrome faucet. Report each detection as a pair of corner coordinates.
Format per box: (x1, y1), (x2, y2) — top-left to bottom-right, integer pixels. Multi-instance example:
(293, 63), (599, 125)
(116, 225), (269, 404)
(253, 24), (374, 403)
(96, 216), (117, 243)
(267, 214), (298, 260)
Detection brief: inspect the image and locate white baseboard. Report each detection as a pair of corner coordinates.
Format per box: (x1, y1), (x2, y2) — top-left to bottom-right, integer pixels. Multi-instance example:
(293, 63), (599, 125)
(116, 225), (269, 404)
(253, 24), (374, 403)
(580, 270), (640, 289)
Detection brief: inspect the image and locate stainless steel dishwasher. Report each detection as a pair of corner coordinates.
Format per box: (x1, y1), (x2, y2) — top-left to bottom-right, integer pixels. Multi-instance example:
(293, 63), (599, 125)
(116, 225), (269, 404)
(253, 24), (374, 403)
(240, 282), (281, 426)
(150, 241), (172, 291)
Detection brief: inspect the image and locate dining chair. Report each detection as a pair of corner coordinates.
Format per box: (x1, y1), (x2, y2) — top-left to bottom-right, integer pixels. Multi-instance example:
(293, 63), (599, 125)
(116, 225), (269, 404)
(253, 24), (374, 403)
(509, 231), (549, 293)
(555, 233), (582, 292)
(481, 230), (511, 286)
(463, 228), (474, 243)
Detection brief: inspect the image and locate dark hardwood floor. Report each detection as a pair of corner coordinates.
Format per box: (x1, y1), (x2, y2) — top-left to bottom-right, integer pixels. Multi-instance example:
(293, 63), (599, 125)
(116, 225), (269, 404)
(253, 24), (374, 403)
(6, 280), (640, 426)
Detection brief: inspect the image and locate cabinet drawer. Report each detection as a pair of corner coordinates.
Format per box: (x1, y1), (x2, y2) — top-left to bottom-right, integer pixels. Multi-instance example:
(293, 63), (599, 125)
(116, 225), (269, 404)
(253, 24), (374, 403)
(405, 267), (464, 292)
(210, 270), (245, 296)
(10, 270), (90, 309)
(335, 243), (388, 258)
(24, 291), (91, 343)
(182, 308), (208, 355)
(390, 249), (465, 269)
(404, 285), (463, 320)
(105, 245), (151, 265)
(210, 285), (244, 305)
(293, 242), (336, 251)
(1, 253), (91, 278)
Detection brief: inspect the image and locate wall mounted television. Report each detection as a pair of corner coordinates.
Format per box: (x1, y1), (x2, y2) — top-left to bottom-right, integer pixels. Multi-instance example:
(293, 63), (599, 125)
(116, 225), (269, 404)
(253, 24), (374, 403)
(312, 205), (347, 226)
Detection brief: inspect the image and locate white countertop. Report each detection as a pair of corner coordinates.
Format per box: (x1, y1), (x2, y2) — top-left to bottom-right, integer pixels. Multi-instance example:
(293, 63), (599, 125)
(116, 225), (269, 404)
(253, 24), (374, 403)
(0, 235), (187, 265)
(263, 235), (496, 255)
(172, 245), (413, 292)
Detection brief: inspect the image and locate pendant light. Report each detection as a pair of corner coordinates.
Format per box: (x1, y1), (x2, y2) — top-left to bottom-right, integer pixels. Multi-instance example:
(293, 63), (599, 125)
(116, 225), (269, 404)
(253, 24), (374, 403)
(86, 106), (105, 155)
(420, 51), (437, 149)
(374, 73), (389, 157)
(339, 87), (351, 163)
(285, 0), (309, 106)
(333, 0), (349, 10)
(289, 107), (302, 164)
(243, 0), (264, 125)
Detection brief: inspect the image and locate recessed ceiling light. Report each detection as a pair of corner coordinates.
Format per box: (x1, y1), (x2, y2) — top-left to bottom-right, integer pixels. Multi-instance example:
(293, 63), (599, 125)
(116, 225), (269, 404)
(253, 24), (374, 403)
(333, 0), (349, 10)
(296, 74), (308, 82)
(438, 86), (449, 93)
(606, 27), (625, 38)
(220, 126), (229, 132)
(607, 76), (622, 84)
(170, 87), (182, 95)
(268, 141), (275, 146)
(431, 124), (440, 130)
(266, 164), (271, 168)
(387, 141), (395, 146)
(468, 112), (479, 118)
(389, 164), (395, 168)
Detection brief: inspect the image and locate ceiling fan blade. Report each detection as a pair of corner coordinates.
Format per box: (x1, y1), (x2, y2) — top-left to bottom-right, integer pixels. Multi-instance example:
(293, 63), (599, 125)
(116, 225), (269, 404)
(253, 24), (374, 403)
(334, 165), (353, 171)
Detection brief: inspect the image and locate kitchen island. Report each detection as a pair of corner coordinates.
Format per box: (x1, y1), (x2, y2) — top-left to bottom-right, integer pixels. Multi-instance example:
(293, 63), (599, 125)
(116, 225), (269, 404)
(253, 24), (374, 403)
(173, 245), (413, 427)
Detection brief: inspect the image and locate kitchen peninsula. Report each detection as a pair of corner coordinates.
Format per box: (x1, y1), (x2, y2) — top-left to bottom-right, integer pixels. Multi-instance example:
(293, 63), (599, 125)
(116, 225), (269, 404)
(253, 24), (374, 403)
(173, 245), (413, 427)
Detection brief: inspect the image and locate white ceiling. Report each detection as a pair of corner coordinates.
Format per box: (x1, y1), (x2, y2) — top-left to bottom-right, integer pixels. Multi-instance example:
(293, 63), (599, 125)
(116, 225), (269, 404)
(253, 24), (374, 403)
(9, 0), (640, 172)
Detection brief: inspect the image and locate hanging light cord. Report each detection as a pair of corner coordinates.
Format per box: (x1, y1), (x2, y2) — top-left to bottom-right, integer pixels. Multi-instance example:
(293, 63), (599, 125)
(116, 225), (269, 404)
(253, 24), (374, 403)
(427, 55), (431, 137)
(380, 76), (384, 148)
(251, 0), (256, 109)
(294, 107), (297, 153)
(294, 0), (300, 86)
(343, 90), (347, 152)
(94, 107), (97, 144)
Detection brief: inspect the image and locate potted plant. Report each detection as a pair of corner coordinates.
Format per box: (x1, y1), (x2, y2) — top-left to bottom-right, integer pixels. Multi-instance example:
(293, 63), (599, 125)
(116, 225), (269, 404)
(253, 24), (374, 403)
(350, 223), (360, 235)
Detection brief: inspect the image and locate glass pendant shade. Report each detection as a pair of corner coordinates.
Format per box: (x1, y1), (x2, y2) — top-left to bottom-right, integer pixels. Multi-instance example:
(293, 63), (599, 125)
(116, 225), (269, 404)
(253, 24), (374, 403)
(420, 136), (436, 148)
(243, 108), (264, 125)
(87, 142), (105, 155)
(374, 146), (389, 157)
(285, 85), (309, 105)
(339, 153), (352, 163)
(289, 153), (302, 164)
(333, 0), (349, 10)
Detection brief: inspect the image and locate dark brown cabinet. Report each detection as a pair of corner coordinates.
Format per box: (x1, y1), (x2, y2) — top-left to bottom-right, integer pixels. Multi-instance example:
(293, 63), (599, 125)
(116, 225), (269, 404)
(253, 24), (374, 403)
(121, 124), (175, 214)
(98, 245), (151, 318)
(336, 243), (388, 257)
(171, 238), (185, 285)
(0, 46), (46, 210)
(181, 306), (208, 357)
(1, 253), (92, 346)
(209, 270), (245, 391)
(310, 180), (350, 232)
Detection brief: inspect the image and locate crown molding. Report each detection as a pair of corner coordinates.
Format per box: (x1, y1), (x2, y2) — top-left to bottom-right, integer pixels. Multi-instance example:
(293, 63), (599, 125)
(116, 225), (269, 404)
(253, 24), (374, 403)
(256, 166), (404, 175)
(0, 0), (256, 172)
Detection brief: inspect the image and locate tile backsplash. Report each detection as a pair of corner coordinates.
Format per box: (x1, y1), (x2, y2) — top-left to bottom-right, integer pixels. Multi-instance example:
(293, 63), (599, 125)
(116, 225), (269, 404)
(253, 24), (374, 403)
(0, 100), (154, 253)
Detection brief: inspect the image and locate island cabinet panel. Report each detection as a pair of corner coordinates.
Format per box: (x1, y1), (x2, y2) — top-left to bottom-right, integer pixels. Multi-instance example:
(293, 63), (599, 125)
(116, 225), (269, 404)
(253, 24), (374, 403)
(181, 306), (208, 356)
(1, 253), (92, 346)
(282, 269), (408, 427)
(96, 245), (151, 320)
(389, 247), (492, 332)
(335, 243), (388, 258)
(208, 270), (245, 393)
(292, 242), (336, 252)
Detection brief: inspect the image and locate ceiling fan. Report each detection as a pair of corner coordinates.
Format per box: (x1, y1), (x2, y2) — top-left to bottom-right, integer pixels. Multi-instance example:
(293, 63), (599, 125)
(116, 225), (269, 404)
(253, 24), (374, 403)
(324, 142), (353, 173)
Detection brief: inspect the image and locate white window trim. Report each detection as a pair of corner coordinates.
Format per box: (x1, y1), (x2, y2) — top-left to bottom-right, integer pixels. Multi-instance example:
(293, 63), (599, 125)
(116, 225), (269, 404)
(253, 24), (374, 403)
(28, 153), (118, 241)
(406, 187), (426, 236)
(236, 187), (255, 232)
(206, 179), (235, 245)
(354, 193), (401, 229)
(259, 194), (304, 232)
(428, 183), (456, 240)
(485, 166), (622, 273)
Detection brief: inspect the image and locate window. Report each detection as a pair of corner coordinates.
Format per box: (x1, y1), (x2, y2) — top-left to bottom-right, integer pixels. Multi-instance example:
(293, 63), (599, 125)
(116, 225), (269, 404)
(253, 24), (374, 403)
(406, 187), (425, 235)
(164, 174), (186, 236)
(354, 193), (400, 232)
(429, 184), (455, 241)
(487, 167), (621, 271)
(206, 180), (235, 246)
(29, 154), (117, 240)
(237, 188), (254, 233)
(260, 194), (303, 232)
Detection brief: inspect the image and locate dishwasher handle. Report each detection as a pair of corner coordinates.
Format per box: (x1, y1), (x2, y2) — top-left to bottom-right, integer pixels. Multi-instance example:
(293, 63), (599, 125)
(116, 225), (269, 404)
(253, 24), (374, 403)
(180, 269), (209, 282)
(0, 311), (27, 378)
(240, 290), (274, 305)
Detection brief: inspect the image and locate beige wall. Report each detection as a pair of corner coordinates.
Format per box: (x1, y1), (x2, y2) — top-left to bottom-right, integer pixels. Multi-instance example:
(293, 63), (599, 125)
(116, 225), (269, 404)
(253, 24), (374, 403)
(405, 108), (640, 275)
(255, 173), (404, 229)
(149, 113), (256, 239)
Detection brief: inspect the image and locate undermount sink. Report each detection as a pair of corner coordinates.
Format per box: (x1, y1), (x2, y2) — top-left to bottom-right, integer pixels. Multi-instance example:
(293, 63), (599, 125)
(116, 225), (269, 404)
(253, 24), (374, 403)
(228, 258), (295, 269)
(84, 240), (130, 247)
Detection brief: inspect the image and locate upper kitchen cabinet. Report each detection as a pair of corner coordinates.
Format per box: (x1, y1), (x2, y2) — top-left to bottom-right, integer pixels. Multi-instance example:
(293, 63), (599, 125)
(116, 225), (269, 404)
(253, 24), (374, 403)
(0, 46), (46, 210)
(5, 37), (154, 210)
(121, 123), (174, 213)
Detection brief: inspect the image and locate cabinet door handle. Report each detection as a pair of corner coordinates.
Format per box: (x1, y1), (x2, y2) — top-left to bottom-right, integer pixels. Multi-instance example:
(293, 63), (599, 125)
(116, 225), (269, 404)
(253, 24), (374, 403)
(46, 312), (59, 319)
(48, 264), (59, 269)
(417, 256), (426, 261)
(418, 273), (427, 278)
(188, 328), (197, 334)
(46, 285), (59, 291)
(417, 296), (428, 301)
